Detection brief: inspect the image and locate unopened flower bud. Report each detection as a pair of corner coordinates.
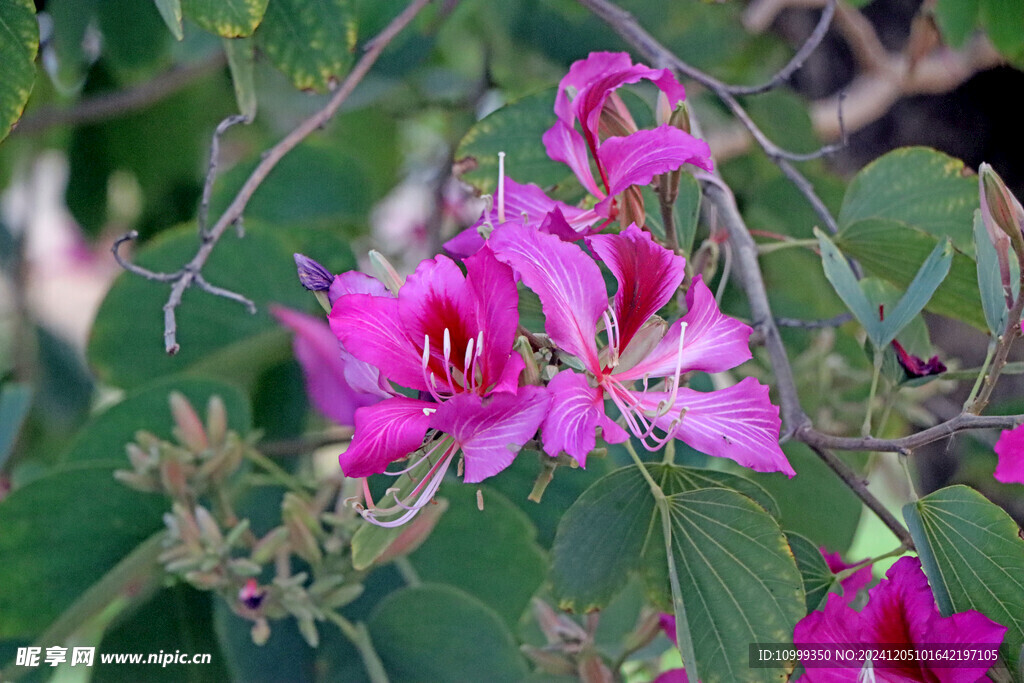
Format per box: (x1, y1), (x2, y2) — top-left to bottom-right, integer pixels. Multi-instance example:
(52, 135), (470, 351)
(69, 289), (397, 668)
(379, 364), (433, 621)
(184, 570), (226, 590)
(206, 395), (227, 449)
(238, 578), (267, 609)
(533, 598), (588, 647)
(297, 616), (320, 648)
(368, 250), (404, 295)
(623, 609), (663, 652)
(251, 526), (290, 564)
(514, 336), (541, 386)
(577, 655), (614, 683)
(251, 618), (271, 646)
(169, 392), (208, 453)
(293, 253), (333, 292)
(194, 505), (223, 546)
(980, 163), (1024, 246)
(159, 458), (190, 499)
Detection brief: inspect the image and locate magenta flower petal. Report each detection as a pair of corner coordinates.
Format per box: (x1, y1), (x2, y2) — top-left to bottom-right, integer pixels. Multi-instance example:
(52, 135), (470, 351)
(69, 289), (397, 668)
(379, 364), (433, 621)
(430, 386), (550, 483)
(615, 276), (752, 380)
(328, 269), (389, 306)
(542, 370), (627, 466)
(490, 224), (606, 372)
(340, 398), (434, 478)
(589, 224), (686, 351)
(464, 246), (521, 390)
(594, 126), (713, 216)
(271, 306), (385, 426)
(820, 548), (873, 603)
(442, 226), (487, 259)
(397, 256), (477, 375)
(993, 423), (1024, 484)
(542, 121), (603, 197)
(652, 670), (690, 683)
(795, 557), (1007, 683)
(643, 378), (793, 476)
(330, 293), (427, 392)
(554, 51), (686, 144)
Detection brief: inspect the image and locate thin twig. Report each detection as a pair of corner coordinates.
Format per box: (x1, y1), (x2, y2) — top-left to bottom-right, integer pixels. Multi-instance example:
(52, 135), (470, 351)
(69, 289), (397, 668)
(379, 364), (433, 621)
(800, 413), (1024, 454)
(114, 0), (438, 355)
(111, 232), (182, 282)
(199, 114), (251, 236)
(14, 53), (226, 135)
(576, 0), (841, 235)
(726, 0), (837, 96)
(807, 442), (915, 548)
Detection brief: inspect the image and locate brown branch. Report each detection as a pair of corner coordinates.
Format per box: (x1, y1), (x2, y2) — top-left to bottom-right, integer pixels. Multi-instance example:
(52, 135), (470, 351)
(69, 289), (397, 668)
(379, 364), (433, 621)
(800, 413), (1024, 454)
(114, 0), (438, 355)
(14, 53), (226, 135)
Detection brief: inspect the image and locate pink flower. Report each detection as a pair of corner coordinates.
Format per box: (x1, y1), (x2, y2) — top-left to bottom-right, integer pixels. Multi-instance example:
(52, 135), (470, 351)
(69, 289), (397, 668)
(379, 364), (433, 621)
(794, 556), (1006, 682)
(543, 51), (712, 218)
(993, 423), (1024, 485)
(327, 246), (550, 525)
(656, 614), (692, 683)
(490, 222), (793, 476)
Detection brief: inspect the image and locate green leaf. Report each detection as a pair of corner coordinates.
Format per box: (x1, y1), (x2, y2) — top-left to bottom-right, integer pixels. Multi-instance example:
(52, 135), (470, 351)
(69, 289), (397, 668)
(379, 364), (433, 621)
(837, 218), (988, 331)
(933, 0), (980, 48)
(980, 0), (1024, 63)
(659, 488), (805, 683)
(787, 531), (834, 611)
(875, 238), (952, 347)
(182, 0), (268, 37)
(213, 599), (369, 683)
(457, 88), (573, 194)
(369, 585), (527, 683)
(904, 485), (1024, 675)
(838, 147), (978, 253)
(549, 465), (656, 611)
(152, 0), (184, 40)
(0, 0), (38, 143)
(0, 383), (32, 469)
(95, 0), (171, 71)
(94, 587), (230, 682)
(756, 444), (865, 551)
(62, 378), (250, 463)
(224, 38), (257, 120)
(550, 463), (784, 613)
(974, 209), (1018, 337)
(255, 0), (357, 93)
(409, 484), (546, 628)
(815, 227), (886, 346)
(88, 223), (311, 389)
(0, 463), (165, 639)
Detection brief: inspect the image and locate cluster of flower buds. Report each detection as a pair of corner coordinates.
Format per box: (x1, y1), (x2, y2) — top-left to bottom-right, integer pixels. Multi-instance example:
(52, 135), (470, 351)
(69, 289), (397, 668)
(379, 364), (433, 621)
(979, 163), (1024, 309)
(115, 392), (372, 647)
(115, 393), (242, 496)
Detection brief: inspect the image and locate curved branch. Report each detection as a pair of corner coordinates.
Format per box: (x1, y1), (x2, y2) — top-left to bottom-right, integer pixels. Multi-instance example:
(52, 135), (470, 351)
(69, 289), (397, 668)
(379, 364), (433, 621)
(800, 413), (1024, 454)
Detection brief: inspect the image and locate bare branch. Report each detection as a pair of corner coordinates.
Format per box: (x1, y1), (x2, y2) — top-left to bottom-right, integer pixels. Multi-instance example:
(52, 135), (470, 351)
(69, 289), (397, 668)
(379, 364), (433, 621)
(199, 114), (251, 236)
(111, 231), (181, 282)
(776, 312), (853, 329)
(726, 0), (837, 96)
(801, 413), (1024, 454)
(14, 53), (226, 136)
(111, 0), (438, 355)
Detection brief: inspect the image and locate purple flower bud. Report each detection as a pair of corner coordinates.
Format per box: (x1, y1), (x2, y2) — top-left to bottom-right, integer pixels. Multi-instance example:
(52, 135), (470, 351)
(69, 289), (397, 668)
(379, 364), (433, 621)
(238, 578), (266, 610)
(293, 253), (333, 292)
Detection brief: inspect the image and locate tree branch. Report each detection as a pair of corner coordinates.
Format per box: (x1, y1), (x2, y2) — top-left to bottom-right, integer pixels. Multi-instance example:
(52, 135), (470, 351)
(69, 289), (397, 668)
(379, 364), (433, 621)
(113, 0), (438, 355)
(800, 413), (1024, 454)
(14, 53), (226, 135)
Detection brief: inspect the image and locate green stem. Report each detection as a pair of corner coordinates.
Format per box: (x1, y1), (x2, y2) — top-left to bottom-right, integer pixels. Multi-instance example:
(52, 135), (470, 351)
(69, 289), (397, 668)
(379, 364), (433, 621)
(659, 497), (700, 683)
(756, 238), (818, 255)
(325, 611), (390, 683)
(622, 440), (665, 500)
(662, 439), (676, 466)
(899, 453), (920, 501)
(394, 557), (421, 587)
(964, 338), (997, 410)
(244, 447), (311, 500)
(832, 543), (908, 583)
(861, 348), (883, 437)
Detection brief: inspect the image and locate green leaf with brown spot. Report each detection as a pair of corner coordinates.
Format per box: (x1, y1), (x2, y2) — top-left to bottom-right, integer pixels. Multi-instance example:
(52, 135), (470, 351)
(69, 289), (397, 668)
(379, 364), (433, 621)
(255, 0), (357, 93)
(457, 88), (572, 194)
(181, 0), (268, 38)
(839, 147), (978, 253)
(0, 0), (39, 143)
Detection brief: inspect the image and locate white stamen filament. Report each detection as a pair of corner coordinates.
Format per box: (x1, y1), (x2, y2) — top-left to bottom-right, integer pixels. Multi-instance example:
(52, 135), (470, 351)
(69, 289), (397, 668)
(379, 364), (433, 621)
(497, 152), (506, 224)
(361, 442), (458, 527)
(463, 337), (476, 391)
